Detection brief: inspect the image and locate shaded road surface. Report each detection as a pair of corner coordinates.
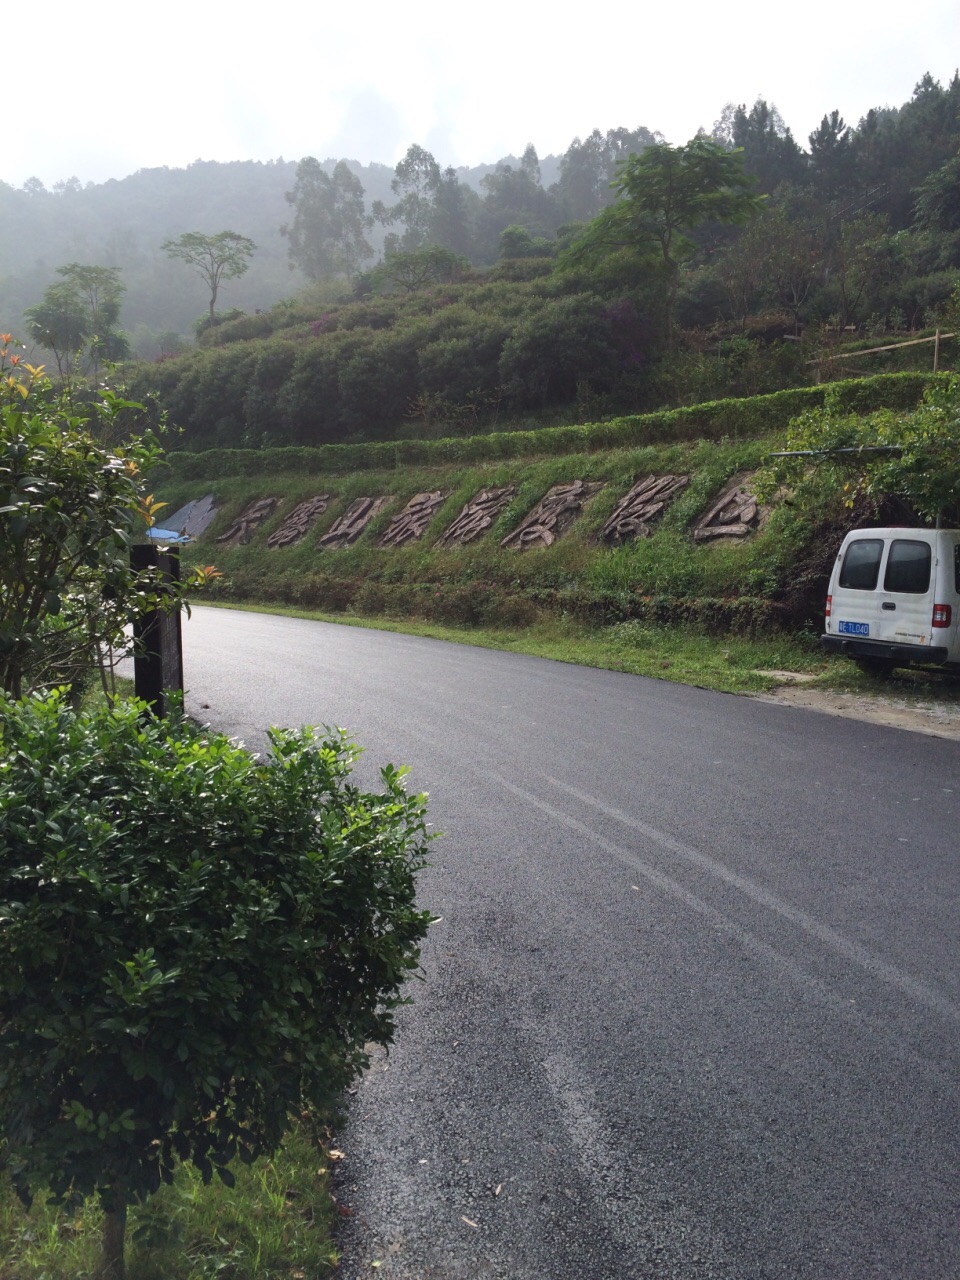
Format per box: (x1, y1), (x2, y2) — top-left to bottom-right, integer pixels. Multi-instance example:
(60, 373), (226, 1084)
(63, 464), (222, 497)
(183, 607), (960, 1279)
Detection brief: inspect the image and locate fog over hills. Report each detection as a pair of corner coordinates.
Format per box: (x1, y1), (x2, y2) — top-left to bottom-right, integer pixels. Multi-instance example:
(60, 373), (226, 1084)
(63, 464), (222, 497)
(0, 147), (568, 350)
(4, 73), (959, 368)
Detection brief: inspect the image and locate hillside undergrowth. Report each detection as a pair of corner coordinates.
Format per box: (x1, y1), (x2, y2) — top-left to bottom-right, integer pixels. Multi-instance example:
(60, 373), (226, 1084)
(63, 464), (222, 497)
(164, 430), (825, 638)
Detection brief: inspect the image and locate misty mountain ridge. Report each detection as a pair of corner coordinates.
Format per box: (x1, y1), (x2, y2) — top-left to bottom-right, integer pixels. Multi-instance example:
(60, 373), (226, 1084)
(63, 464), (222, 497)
(0, 143), (587, 344)
(4, 74), (958, 362)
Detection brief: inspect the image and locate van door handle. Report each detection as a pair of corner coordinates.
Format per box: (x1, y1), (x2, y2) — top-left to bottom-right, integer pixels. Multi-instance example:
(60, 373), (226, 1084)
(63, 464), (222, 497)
(882, 602), (896, 611)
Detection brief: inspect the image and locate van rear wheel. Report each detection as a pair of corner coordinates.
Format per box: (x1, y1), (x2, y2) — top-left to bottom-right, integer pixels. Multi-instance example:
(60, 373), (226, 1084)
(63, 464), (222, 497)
(855, 656), (896, 678)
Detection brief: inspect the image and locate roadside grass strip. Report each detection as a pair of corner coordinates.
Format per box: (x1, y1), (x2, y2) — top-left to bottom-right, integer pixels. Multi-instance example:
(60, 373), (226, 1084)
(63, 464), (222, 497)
(0, 1119), (339, 1279)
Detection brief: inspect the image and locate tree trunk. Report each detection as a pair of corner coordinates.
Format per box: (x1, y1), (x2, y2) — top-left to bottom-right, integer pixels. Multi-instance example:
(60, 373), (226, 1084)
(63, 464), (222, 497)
(664, 274), (678, 352)
(98, 1195), (127, 1280)
(661, 248), (678, 352)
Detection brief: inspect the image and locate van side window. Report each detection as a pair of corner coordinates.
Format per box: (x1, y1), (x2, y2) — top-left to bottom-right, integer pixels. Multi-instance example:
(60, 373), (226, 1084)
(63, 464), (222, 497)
(884, 540), (931, 593)
(839, 539), (883, 590)
(955, 543), (960, 594)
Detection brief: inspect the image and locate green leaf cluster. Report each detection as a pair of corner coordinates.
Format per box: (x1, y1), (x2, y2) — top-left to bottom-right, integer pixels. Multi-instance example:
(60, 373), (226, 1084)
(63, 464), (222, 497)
(0, 383), (171, 699)
(0, 690), (432, 1217)
(757, 373), (960, 521)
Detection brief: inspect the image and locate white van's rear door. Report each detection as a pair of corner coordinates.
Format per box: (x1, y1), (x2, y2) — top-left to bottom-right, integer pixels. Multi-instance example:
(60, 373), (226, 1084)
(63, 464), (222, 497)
(873, 536), (935, 648)
(830, 535), (884, 637)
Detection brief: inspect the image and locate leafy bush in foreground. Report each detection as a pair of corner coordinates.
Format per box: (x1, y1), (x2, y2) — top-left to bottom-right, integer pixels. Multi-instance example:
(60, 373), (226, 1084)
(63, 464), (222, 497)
(0, 692), (432, 1278)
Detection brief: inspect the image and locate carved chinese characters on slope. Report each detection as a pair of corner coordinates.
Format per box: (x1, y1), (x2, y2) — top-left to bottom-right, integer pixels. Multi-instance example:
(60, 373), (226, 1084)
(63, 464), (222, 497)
(501, 480), (603, 550)
(267, 495), (332, 548)
(318, 497), (391, 549)
(599, 474), (689, 545)
(437, 487), (516, 547)
(692, 475), (763, 542)
(379, 492), (449, 547)
(215, 498), (278, 547)
(192, 471), (765, 557)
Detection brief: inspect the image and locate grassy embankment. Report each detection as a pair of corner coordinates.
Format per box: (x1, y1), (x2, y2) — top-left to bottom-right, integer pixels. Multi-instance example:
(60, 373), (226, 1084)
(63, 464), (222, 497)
(155, 373), (960, 698)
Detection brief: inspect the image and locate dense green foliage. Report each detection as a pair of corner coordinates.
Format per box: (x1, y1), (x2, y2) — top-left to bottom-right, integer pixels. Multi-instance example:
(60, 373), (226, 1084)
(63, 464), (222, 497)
(0, 347), (197, 700)
(0, 690), (431, 1273)
(564, 137), (765, 336)
(759, 373), (960, 522)
(6, 72), (960, 393)
(123, 268), (664, 448)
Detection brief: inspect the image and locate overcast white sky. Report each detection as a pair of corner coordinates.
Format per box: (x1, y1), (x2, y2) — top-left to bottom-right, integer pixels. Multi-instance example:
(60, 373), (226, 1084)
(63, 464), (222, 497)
(9, 0), (959, 188)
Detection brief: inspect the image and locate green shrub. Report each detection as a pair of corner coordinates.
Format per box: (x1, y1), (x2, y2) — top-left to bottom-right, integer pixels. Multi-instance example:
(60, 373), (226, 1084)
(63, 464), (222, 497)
(0, 370), (207, 702)
(242, 339), (299, 443)
(199, 311), (275, 345)
(0, 691), (432, 1277)
(498, 294), (620, 408)
(759, 372), (960, 522)
(276, 343), (343, 445)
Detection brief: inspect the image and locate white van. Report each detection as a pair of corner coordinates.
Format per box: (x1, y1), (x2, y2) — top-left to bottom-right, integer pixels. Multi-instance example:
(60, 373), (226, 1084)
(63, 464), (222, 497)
(822, 527), (960, 674)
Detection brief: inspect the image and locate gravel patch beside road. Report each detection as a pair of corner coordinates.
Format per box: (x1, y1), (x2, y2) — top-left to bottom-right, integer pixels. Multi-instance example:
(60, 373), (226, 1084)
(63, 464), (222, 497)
(756, 685), (960, 739)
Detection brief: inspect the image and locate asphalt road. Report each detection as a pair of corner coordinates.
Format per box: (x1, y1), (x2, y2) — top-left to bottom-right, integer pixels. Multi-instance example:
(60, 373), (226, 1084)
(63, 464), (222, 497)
(183, 606), (960, 1279)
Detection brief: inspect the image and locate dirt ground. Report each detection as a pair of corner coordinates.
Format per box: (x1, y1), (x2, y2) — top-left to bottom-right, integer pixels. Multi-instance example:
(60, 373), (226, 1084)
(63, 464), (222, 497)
(756, 682), (960, 740)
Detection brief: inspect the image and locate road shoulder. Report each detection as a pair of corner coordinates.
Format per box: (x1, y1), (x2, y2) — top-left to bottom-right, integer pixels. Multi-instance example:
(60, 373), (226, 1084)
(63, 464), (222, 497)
(754, 685), (960, 739)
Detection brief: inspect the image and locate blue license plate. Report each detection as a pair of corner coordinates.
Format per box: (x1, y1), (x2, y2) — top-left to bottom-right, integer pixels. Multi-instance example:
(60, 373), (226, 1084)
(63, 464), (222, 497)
(838, 620), (870, 636)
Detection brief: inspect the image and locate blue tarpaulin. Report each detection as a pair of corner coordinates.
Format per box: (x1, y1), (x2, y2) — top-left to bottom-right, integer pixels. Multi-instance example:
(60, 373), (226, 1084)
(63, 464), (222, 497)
(145, 527), (191, 543)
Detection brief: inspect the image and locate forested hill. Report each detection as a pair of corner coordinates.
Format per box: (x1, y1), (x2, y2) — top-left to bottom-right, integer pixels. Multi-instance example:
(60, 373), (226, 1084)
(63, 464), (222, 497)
(1, 158), (343, 344)
(0, 149), (570, 348)
(6, 73), (960, 393)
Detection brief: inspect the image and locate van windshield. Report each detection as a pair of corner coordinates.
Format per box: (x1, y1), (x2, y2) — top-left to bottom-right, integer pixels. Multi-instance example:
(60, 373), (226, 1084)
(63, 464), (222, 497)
(884, 540), (931, 593)
(839, 539), (883, 590)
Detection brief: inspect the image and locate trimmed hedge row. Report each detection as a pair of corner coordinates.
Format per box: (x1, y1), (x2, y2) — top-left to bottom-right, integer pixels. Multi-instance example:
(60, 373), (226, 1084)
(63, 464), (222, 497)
(159, 373), (941, 482)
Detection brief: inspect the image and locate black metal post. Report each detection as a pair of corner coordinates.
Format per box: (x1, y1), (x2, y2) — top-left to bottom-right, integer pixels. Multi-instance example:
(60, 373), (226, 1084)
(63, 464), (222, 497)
(131, 544), (184, 716)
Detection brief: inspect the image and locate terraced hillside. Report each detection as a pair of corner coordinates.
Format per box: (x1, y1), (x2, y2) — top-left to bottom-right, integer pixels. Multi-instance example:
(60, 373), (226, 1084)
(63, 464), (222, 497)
(155, 373), (941, 638)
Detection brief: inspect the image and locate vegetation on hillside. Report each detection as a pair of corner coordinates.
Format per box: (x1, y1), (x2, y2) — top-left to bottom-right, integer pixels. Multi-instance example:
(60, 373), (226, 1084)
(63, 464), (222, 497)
(154, 374), (957, 654)
(154, 372), (939, 476)
(761, 374), (960, 522)
(115, 75), (960, 448)
(7, 75), (960, 670)
(5, 73), (959, 427)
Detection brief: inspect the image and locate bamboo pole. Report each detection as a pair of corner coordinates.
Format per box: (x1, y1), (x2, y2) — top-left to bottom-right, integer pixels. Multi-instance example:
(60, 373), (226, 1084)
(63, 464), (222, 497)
(807, 331), (956, 365)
